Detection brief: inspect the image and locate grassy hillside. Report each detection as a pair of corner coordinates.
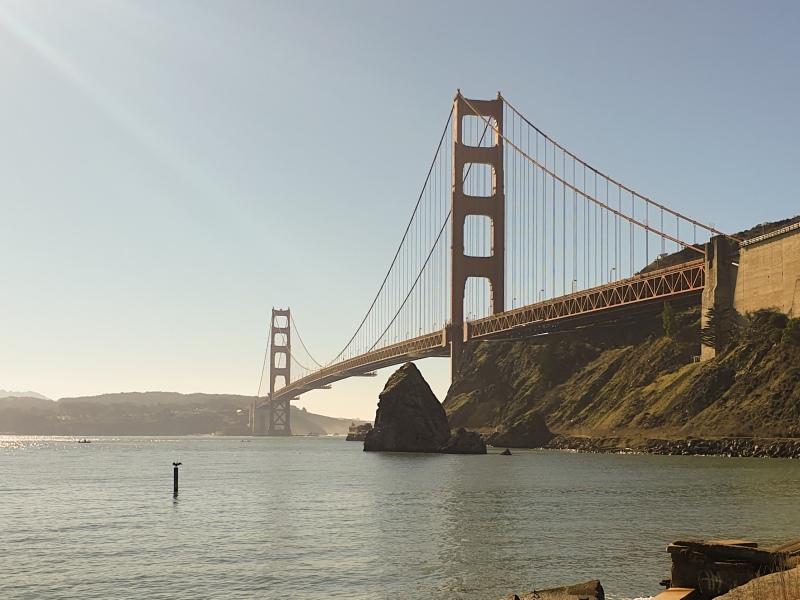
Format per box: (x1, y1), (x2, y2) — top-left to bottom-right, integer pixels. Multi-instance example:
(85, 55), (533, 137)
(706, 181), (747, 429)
(443, 306), (800, 445)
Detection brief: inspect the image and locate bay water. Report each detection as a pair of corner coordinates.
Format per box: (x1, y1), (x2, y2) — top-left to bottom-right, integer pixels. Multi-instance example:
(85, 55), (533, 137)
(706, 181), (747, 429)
(2, 435), (799, 599)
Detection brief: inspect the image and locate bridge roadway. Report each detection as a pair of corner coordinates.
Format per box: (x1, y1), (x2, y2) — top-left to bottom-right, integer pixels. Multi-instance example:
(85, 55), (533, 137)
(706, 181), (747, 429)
(269, 258), (705, 404)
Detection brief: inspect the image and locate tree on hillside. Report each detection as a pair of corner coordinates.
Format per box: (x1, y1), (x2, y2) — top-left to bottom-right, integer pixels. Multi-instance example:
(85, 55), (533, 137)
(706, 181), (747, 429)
(701, 306), (737, 350)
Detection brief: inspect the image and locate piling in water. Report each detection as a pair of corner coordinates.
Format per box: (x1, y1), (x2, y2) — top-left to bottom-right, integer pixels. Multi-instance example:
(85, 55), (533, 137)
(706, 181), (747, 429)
(172, 462), (181, 496)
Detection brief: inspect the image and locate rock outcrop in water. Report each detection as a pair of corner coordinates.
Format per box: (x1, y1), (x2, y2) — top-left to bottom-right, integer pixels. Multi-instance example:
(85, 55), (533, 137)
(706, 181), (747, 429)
(363, 362), (451, 452)
(437, 427), (487, 454)
(486, 411), (554, 449)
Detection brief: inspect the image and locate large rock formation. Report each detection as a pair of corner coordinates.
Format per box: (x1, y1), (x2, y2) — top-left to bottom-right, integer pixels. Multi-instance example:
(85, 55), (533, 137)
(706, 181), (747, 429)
(363, 362), (451, 452)
(438, 427), (487, 454)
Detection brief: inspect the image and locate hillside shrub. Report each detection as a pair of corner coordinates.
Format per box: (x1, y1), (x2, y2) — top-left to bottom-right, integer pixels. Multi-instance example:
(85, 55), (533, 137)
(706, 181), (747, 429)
(783, 318), (800, 345)
(662, 302), (676, 338)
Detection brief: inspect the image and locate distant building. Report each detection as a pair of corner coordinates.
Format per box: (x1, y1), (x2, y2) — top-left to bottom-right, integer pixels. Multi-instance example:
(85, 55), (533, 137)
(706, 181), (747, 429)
(346, 422), (372, 441)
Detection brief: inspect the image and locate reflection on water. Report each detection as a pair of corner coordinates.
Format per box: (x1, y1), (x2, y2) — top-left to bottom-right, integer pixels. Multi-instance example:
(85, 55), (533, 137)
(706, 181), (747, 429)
(2, 436), (799, 599)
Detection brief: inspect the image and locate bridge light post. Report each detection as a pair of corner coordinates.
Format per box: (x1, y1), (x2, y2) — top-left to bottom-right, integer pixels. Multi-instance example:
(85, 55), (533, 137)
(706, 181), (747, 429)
(539, 289), (544, 302)
(609, 267), (616, 283)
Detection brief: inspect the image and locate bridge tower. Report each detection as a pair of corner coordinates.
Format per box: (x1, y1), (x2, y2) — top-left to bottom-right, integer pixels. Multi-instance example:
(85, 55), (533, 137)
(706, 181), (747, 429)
(449, 92), (505, 378)
(268, 308), (292, 436)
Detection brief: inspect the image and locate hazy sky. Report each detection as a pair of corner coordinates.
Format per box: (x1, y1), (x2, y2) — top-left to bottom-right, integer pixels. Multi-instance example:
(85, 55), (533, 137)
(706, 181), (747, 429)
(2, 1), (798, 419)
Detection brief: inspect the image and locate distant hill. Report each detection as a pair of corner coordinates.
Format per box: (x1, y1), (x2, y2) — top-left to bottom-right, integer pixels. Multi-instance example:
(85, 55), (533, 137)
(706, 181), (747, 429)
(290, 406), (368, 436)
(0, 390), (50, 400)
(0, 396), (54, 410)
(0, 391), (365, 437)
(57, 391), (248, 406)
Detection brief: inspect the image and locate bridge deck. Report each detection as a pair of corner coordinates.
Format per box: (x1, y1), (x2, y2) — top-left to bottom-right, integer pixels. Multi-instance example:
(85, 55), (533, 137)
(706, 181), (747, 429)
(271, 331), (449, 403)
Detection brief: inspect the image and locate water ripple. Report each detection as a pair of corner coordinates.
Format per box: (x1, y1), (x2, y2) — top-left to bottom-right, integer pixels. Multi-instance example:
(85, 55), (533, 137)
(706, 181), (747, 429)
(2, 437), (799, 599)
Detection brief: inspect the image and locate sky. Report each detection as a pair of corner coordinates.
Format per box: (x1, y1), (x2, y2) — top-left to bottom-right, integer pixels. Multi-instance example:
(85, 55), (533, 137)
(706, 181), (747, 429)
(1, 1), (799, 420)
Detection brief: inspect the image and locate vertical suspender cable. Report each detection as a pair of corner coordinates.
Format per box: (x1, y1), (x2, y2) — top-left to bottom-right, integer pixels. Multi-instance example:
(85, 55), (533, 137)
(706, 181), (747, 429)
(552, 143), (556, 298)
(562, 148), (566, 295)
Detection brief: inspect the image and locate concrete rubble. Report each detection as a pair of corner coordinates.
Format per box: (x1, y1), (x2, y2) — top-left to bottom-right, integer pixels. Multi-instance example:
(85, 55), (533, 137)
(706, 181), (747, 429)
(655, 538), (800, 599)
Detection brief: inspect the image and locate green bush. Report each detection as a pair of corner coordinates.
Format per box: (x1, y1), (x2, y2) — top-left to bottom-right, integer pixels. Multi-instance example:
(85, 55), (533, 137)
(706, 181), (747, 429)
(782, 318), (800, 344)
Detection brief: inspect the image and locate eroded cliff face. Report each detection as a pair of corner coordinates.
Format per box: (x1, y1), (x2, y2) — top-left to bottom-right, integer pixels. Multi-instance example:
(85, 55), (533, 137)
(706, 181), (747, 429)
(443, 307), (800, 444)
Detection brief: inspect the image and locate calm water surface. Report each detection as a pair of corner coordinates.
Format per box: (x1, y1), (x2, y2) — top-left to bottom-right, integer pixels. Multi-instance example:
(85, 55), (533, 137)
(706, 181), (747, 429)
(2, 436), (799, 599)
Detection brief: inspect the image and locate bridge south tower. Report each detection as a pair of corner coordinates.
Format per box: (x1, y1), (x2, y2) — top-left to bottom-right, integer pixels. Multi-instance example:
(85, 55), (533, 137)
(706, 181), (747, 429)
(449, 92), (505, 378)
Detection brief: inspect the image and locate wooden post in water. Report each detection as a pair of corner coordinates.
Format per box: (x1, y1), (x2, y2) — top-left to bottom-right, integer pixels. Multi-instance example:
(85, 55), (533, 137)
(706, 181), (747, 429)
(172, 462), (181, 496)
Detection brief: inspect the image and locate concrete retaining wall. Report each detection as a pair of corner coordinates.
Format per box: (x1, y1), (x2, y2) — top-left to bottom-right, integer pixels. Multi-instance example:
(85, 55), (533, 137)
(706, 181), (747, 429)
(734, 225), (800, 317)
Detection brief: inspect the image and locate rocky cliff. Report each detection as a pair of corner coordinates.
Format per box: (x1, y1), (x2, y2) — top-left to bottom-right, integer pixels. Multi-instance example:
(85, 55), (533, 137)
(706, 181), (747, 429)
(443, 306), (800, 448)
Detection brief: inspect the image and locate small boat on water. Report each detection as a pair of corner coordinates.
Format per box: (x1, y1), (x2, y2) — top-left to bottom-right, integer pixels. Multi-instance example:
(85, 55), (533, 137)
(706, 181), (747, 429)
(77, 439), (91, 443)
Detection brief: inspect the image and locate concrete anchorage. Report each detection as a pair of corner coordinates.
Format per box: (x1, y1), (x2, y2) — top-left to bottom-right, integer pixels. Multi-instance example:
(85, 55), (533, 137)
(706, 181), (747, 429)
(702, 223), (800, 360)
(701, 236), (739, 360)
(448, 92), (505, 378)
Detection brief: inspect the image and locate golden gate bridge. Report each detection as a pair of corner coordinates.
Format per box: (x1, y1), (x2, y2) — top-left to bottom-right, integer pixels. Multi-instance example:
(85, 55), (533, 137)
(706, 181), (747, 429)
(253, 92), (738, 436)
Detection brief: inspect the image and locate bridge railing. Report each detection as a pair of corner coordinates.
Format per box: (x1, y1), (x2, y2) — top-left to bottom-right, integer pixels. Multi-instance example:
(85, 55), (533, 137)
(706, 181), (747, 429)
(467, 259), (705, 340)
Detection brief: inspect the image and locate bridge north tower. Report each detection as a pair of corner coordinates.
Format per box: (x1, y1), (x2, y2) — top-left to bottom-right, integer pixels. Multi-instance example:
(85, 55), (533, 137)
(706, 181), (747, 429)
(268, 308), (292, 436)
(449, 92), (505, 378)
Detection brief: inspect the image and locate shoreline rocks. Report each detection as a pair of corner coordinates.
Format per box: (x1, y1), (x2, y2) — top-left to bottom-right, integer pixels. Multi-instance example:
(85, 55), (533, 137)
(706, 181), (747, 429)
(544, 435), (800, 459)
(486, 411), (555, 449)
(438, 427), (487, 454)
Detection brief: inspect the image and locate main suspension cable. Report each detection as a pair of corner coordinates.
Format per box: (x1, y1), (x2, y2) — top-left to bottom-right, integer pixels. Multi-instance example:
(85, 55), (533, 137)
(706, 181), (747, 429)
(500, 96), (740, 243)
(462, 96), (712, 253)
(290, 313), (323, 368)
